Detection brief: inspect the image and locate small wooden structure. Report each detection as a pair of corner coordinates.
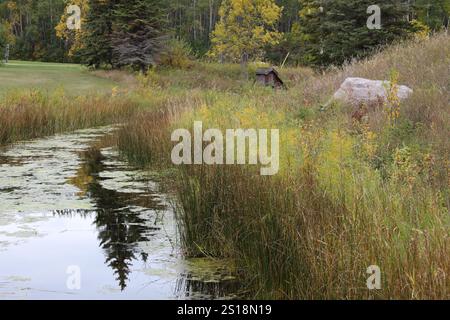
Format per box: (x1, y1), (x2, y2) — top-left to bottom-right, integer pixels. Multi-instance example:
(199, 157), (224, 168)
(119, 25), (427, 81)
(256, 67), (285, 89)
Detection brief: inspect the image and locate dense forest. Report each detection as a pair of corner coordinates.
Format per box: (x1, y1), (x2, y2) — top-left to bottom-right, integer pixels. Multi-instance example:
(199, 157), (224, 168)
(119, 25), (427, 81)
(0, 0), (449, 68)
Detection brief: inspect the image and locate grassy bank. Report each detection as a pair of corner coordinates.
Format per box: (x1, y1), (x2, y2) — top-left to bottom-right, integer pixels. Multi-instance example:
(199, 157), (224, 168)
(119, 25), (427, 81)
(0, 61), (137, 146)
(116, 34), (449, 299)
(0, 90), (136, 145)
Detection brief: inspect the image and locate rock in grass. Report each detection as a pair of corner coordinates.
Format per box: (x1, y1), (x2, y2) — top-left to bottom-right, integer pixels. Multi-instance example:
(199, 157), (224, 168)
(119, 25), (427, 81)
(333, 77), (413, 107)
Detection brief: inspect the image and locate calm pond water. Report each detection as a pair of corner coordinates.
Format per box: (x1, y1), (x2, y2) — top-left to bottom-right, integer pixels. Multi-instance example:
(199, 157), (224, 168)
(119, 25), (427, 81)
(0, 127), (238, 300)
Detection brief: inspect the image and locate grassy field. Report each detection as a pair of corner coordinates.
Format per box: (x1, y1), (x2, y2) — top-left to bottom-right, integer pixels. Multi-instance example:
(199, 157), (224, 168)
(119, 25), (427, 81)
(0, 60), (118, 95)
(0, 60), (136, 145)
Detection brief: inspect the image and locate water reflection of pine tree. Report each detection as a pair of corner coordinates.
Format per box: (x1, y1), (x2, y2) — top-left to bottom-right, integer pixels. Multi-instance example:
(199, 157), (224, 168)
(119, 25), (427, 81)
(71, 147), (163, 290)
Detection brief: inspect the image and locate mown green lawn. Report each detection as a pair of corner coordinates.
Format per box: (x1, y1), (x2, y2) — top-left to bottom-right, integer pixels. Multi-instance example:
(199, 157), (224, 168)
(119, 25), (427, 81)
(0, 60), (117, 95)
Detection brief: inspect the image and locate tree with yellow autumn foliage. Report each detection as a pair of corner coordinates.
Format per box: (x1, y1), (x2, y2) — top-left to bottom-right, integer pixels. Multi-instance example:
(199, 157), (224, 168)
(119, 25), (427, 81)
(55, 0), (88, 60)
(208, 0), (282, 64)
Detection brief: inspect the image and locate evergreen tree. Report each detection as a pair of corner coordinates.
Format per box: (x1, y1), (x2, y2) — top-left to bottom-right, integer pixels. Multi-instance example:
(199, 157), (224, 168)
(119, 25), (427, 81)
(111, 0), (167, 71)
(79, 0), (117, 68)
(298, 0), (417, 67)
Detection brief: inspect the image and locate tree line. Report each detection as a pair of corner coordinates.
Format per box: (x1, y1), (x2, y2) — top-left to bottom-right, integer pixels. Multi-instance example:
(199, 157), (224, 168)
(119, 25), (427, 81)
(1, 0), (449, 68)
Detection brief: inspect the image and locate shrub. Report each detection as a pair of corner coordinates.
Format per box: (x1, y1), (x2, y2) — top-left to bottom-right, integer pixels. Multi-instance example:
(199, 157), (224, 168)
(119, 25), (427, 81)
(159, 38), (194, 69)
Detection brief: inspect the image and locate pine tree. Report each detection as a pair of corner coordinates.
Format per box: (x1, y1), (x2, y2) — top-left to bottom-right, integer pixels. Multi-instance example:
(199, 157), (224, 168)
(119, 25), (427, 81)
(298, 0), (417, 67)
(79, 0), (117, 68)
(111, 0), (167, 71)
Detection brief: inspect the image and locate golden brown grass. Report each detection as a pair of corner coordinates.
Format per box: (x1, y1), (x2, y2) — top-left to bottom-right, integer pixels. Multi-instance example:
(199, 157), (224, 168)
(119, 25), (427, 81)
(116, 34), (449, 299)
(0, 89), (136, 145)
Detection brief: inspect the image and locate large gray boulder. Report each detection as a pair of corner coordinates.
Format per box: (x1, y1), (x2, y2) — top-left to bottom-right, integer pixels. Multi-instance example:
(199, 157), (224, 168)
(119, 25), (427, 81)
(333, 77), (413, 107)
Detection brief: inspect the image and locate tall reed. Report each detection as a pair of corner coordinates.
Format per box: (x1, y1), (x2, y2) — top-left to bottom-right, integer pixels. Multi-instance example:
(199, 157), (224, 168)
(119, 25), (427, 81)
(0, 89), (136, 145)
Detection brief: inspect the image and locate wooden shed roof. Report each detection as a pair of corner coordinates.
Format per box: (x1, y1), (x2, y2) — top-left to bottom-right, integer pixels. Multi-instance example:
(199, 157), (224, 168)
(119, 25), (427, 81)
(256, 67), (280, 77)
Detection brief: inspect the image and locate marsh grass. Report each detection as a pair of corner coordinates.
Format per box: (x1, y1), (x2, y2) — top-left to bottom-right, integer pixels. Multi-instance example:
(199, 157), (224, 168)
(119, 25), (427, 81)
(116, 34), (449, 299)
(175, 160), (448, 299)
(0, 89), (136, 145)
